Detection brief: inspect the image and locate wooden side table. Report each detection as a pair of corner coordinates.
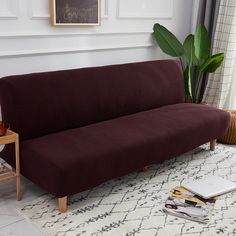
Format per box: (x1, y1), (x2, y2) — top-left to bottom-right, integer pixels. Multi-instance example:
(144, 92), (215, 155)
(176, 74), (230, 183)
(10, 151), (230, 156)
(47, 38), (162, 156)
(0, 130), (21, 200)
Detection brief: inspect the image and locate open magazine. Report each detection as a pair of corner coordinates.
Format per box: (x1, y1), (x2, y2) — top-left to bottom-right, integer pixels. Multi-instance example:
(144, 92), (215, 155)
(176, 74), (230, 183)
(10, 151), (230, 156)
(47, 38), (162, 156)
(163, 186), (217, 224)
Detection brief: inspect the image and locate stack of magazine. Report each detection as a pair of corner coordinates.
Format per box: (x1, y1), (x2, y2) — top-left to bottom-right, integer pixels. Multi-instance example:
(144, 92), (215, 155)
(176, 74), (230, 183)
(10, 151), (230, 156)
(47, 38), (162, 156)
(163, 176), (236, 223)
(163, 186), (217, 224)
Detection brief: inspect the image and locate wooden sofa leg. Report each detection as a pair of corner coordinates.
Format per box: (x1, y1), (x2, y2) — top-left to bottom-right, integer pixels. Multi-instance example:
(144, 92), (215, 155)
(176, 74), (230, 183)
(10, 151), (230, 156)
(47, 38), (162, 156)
(210, 139), (216, 151)
(58, 196), (67, 213)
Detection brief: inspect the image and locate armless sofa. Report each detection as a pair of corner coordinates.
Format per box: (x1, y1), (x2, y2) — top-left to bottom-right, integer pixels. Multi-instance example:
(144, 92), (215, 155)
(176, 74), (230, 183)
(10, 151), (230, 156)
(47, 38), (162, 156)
(0, 60), (230, 212)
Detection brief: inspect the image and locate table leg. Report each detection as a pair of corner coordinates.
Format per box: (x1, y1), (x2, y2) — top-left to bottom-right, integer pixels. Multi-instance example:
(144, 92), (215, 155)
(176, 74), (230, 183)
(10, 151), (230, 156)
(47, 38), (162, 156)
(15, 135), (21, 201)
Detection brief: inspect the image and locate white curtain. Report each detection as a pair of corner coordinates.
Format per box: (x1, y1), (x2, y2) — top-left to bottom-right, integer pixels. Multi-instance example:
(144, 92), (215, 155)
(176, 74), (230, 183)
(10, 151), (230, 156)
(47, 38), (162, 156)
(225, 64), (236, 108)
(203, 0), (236, 108)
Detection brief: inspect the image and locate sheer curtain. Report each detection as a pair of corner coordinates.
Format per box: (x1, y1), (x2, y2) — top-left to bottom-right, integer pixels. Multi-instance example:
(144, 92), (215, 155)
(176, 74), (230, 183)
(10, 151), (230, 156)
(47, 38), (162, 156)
(202, 0), (236, 108)
(225, 58), (236, 109)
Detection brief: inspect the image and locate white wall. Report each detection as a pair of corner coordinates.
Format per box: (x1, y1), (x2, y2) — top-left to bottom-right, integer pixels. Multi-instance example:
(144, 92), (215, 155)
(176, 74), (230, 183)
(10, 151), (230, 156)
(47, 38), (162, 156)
(0, 0), (194, 77)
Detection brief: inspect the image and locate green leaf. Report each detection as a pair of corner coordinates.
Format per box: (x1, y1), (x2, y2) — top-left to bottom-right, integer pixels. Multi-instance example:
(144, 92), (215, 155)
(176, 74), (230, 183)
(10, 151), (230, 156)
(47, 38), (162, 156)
(198, 53), (224, 73)
(184, 66), (190, 96)
(194, 24), (211, 61)
(184, 66), (192, 99)
(183, 34), (199, 66)
(153, 23), (184, 57)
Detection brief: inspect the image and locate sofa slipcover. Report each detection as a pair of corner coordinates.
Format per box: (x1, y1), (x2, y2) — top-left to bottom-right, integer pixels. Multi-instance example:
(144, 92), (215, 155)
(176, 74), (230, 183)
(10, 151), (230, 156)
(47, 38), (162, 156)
(0, 60), (230, 209)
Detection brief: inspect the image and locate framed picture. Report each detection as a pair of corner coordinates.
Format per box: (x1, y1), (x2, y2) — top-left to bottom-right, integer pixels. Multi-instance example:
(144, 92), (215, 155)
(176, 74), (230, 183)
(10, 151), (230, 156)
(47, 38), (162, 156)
(50, 0), (101, 26)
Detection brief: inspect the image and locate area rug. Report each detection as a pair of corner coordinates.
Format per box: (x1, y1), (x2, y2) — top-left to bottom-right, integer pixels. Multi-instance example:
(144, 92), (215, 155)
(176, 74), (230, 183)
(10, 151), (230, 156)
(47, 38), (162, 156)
(17, 144), (236, 236)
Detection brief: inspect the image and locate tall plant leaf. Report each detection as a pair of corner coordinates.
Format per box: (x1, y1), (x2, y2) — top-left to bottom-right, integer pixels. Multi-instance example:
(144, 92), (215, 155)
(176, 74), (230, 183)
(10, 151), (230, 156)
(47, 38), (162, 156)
(153, 23), (184, 57)
(198, 53), (224, 73)
(184, 66), (192, 99)
(194, 24), (210, 61)
(183, 34), (199, 65)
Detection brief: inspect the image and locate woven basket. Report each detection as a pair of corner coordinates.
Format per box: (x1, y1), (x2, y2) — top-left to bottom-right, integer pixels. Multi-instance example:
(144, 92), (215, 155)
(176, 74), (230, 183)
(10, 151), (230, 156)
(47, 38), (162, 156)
(218, 110), (236, 144)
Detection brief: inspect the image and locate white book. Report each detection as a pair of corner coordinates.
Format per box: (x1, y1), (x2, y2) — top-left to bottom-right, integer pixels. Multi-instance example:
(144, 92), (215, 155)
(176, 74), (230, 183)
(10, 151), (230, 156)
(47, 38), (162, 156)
(181, 176), (236, 199)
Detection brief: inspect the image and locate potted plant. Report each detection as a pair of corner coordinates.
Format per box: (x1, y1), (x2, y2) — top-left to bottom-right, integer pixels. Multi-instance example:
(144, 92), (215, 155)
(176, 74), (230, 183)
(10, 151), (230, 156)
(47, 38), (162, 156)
(153, 23), (224, 103)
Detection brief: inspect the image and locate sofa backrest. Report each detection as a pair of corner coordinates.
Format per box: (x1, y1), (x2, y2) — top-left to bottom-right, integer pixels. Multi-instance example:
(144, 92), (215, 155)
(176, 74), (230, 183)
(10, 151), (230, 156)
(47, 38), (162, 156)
(0, 60), (184, 140)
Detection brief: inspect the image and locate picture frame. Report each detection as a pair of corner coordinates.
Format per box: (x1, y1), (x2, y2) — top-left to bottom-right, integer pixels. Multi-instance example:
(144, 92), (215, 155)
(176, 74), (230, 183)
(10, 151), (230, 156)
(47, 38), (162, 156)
(50, 0), (101, 26)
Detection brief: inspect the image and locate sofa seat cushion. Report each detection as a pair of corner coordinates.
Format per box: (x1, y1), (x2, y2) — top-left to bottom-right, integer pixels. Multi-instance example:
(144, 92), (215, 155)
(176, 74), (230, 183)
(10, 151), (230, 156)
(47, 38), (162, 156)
(17, 103), (229, 197)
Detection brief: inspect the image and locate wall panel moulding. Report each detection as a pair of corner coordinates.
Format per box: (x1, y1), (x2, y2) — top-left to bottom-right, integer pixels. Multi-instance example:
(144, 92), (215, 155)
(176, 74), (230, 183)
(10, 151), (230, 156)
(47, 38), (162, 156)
(0, 0), (19, 19)
(0, 44), (154, 58)
(0, 31), (152, 39)
(0, 32), (154, 58)
(117, 0), (173, 19)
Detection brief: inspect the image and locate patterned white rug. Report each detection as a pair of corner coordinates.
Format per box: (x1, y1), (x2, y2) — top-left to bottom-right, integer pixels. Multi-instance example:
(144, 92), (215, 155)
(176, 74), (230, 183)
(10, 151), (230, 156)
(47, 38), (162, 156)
(17, 144), (236, 236)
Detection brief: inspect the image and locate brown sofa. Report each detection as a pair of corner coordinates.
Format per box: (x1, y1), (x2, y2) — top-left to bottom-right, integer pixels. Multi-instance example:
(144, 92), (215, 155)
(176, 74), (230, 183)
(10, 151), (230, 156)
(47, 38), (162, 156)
(0, 60), (230, 212)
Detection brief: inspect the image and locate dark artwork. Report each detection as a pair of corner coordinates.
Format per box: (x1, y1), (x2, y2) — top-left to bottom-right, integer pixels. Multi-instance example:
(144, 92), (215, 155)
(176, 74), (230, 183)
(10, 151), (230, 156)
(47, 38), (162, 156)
(55, 0), (99, 24)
